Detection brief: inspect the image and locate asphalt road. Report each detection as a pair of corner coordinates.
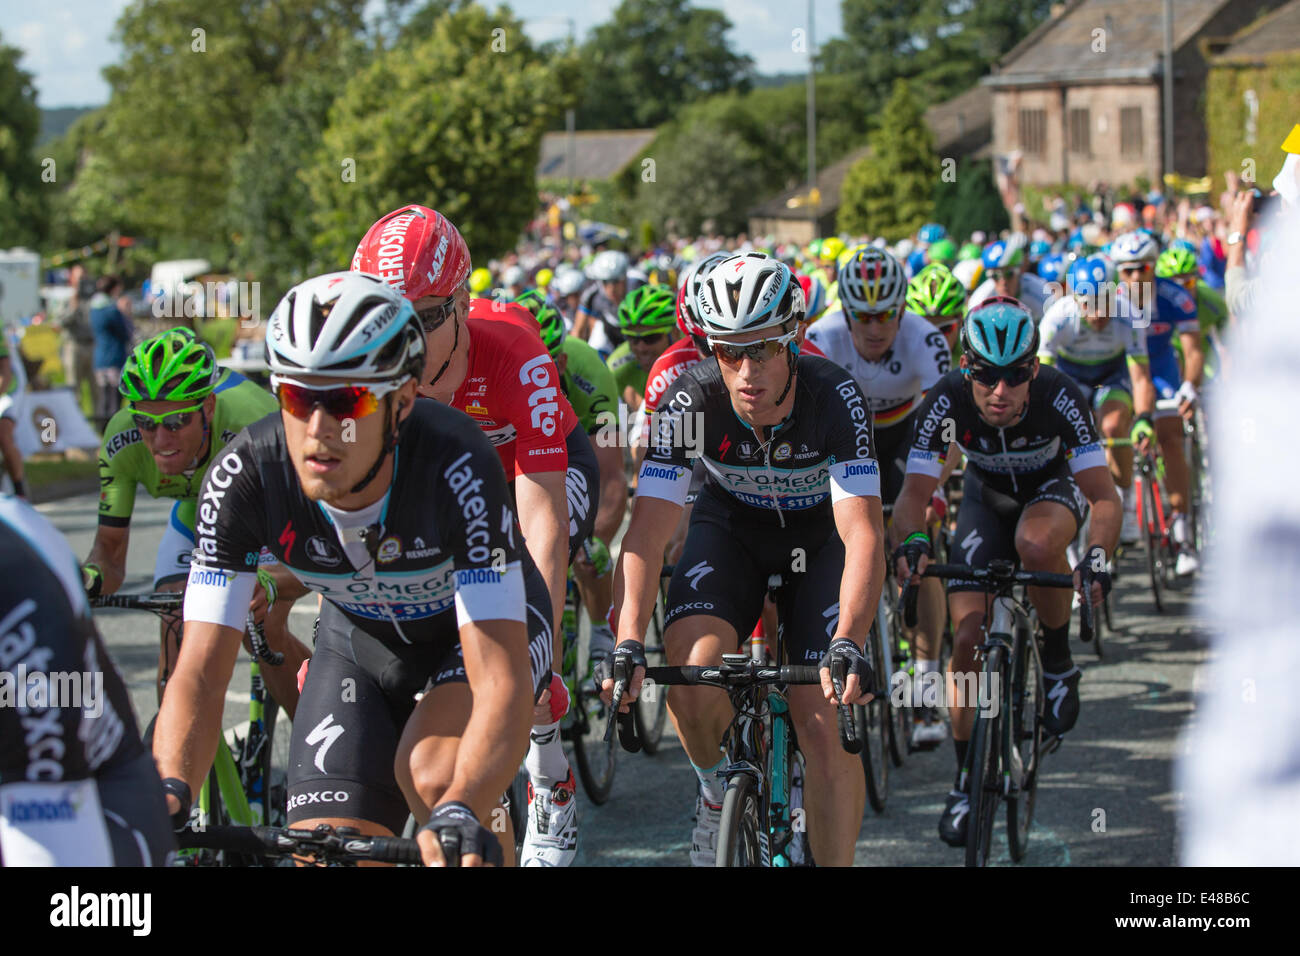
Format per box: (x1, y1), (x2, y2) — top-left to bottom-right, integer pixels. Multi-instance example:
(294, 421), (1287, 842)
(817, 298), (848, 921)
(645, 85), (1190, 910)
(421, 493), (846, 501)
(47, 490), (1209, 866)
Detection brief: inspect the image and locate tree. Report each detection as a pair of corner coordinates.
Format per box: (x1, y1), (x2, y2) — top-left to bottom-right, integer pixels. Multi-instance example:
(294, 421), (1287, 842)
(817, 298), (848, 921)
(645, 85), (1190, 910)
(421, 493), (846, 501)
(577, 0), (753, 130)
(0, 34), (45, 247)
(933, 158), (1009, 241)
(310, 3), (576, 265)
(838, 81), (938, 239)
(69, 0), (374, 253)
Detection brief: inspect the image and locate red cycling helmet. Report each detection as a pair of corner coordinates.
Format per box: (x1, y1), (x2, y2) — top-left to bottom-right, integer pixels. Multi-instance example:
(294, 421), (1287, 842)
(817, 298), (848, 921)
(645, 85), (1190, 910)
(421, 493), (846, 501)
(351, 204), (472, 302)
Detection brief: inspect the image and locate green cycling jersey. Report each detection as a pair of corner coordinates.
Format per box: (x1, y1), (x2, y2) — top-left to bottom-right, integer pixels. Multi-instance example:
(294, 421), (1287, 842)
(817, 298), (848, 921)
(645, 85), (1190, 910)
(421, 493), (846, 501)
(97, 368), (278, 530)
(558, 336), (618, 434)
(607, 342), (649, 400)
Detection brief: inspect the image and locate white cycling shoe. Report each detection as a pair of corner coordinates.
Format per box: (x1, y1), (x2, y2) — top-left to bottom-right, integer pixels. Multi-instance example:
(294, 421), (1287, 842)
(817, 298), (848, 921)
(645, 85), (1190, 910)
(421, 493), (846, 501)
(1175, 549), (1200, 577)
(521, 770), (578, 867)
(1120, 503), (1140, 545)
(690, 788), (723, 867)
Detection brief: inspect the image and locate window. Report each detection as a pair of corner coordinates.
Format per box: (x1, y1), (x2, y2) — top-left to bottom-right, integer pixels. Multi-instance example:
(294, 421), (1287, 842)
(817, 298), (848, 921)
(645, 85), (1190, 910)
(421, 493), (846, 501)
(1019, 108), (1046, 156)
(1069, 108), (1091, 156)
(1121, 107), (1143, 158)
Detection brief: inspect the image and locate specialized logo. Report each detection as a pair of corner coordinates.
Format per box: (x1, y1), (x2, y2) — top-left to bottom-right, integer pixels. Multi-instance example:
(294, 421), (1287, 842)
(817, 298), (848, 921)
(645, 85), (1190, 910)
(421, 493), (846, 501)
(377, 536), (402, 564)
(306, 535), (342, 568)
(305, 714), (344, 774)
(565, 466), (591, 538)
(718, 433), (732, 460)
(519, 354), (560, 437)
(823, 602), (840, 639)
(961, 528), (983, 565)
(685, 560), (713, 591)
(1047, 678), (1069, 718)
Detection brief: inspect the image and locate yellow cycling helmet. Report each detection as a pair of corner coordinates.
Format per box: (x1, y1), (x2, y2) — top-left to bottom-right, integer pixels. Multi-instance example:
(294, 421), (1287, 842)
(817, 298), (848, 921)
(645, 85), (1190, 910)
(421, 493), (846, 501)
(469, 267), (493, 295)
(820, 237), (846, 262)
(535, 268), (554, 289)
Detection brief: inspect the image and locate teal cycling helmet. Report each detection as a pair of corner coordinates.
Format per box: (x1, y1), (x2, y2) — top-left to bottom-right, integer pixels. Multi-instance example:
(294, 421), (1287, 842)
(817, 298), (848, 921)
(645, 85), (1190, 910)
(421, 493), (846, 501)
(961, 296), (1038, 366)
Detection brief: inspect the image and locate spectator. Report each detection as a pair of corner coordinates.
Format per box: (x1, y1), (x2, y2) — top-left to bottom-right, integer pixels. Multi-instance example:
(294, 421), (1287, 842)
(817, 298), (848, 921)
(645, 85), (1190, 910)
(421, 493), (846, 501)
(59, 264), (96, 408)
(0, 328), (25, 498)
(89, 275), (131, 432)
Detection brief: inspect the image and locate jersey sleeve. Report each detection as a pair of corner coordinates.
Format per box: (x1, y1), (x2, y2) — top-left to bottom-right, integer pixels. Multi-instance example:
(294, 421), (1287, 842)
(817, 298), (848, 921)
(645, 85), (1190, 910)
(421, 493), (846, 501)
(918, 324), (952, 388)
(1160, 279), (1201, 334)
(96, 416), (142, 527)
(905, 377), (957, 479)
(1037, 301), (1070, 360)
(823, 374), (882, 502)
(1050, 376), (1109, 474)
(438, 432), (527, 627)
(183, 435), (264, 632)
(505, 346), (571, 477)
(634, 373), (698, 507)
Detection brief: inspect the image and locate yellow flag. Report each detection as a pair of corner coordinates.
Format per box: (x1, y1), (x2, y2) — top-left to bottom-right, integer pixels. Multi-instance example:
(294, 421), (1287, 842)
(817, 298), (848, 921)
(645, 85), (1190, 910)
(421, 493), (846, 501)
(1282, 124), (1300, 155)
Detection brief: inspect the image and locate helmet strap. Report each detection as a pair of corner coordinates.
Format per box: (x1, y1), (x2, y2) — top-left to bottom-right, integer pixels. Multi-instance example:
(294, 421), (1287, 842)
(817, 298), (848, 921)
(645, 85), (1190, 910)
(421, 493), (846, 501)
(186, 407), (213, 474)
(349, 395), (402, 496)
(426, 313), (461, 389)
(773, 347), (797, 408)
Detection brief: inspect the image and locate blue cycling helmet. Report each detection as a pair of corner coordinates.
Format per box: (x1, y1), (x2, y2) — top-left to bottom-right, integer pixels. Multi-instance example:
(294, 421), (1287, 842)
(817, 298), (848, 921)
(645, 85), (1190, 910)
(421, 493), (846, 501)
(919, 223), (947, 244)
(961, 296), (1038, 366)
(1029, 239), (1051, 261)
(982, 237), (1026, 270)
(1066, 255), (1111, 298)
(1037, 252), (1067, 282)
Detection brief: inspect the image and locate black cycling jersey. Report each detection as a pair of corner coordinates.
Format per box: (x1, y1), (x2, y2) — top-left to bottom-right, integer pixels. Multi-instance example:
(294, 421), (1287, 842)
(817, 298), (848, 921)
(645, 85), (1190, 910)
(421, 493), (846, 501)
(636, 353), (882, 527)
(1, 498), (172, 866)
(185, 398), (543, 652)
(578, 284), (623, 348)
(904, 366), (1107, 500)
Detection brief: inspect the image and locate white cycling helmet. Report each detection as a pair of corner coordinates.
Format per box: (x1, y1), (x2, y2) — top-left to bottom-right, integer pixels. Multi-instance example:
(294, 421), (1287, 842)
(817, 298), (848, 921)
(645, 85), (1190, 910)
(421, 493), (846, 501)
(837, 246), (908, 314)
(695, 253), (805, 336)
(550, 267), (586, 297)
(266, 271), (424, 382)
(1110, 230), (1159, 266)
(588, 250), (630, 282)
(502, 264), (526, 287)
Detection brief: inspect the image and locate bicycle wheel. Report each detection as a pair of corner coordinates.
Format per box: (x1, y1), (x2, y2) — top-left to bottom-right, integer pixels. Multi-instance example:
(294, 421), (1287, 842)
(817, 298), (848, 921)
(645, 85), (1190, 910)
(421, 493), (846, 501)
(1140, 475), (1165, 613)
(716, 774), (765, 867)
(570, 681), (617, 805)
(635, 586), (669, 754)
(1006, 623), (1043, 862)
(859, 622), (889, 813)
(885, 595), (910, 767)
(965, 645), (1004, 868)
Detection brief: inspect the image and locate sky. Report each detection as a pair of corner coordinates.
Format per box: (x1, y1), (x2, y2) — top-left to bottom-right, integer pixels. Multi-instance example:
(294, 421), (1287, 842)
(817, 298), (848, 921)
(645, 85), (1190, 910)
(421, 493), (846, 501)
(1, 0), (845, 108)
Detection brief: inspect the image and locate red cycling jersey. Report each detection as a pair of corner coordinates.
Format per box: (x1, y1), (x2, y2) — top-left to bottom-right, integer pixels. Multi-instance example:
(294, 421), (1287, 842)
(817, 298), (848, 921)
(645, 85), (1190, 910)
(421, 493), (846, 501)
(449, 299), (578, 478)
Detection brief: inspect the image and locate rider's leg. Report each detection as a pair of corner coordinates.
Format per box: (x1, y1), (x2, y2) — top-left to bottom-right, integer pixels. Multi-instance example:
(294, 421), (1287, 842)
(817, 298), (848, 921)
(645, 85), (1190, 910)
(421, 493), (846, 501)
(1015, 499), (1078, 662)
(1099, 397), (1134, 488)
(0, 416), (24, 492)
(787, 683), (864, 866)
(1156, 413), (1189, 514)
(663, 613), (741, 784)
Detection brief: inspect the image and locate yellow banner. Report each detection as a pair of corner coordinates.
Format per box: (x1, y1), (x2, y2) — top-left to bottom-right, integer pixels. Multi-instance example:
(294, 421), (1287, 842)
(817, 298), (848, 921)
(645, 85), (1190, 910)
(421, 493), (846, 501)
(1162, 173), (1212, 195)
(1282, 124), (1300, 154)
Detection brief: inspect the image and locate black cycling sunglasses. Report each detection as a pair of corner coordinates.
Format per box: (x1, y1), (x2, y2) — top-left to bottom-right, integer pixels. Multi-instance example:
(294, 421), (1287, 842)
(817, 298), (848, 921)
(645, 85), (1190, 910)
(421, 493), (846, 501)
(966, 361), (1034, 389)
(416, 298), (456, 333)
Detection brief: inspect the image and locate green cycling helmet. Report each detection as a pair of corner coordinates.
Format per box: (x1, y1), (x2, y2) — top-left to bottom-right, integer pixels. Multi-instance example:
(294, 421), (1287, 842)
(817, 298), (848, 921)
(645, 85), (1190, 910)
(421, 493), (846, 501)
(617, 283), (676, 335)
(957, 242), (982, 262)
(927, 238), (958, 266)
(906, 263), (967, 321)
(515, 288), (565, 356)
(119, 327), (219, 403)
(1156, 247), (1198, 280)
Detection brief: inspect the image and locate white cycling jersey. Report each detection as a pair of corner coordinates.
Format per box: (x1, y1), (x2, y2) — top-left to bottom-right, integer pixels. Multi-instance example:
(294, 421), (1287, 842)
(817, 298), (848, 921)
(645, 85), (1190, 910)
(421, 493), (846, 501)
(1038, 295), (1148, 366)
(805, 309), (950, 429)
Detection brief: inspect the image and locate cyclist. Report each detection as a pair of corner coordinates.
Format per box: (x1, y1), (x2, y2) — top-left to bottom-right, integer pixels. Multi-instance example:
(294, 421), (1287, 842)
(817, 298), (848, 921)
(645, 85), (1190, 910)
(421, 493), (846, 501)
(969, 236), (1054, 319)
(1112, 231), (1204, 576)
(1, 495), (174, 866)
(154, 273), (548, 867)
(574, 249), (631, 360)
(514, 288), (627, 674)
(0, 331), (24, 498)
(808, 246), (953, 746)
(1039, 256), (1155, 545)
(891, 297), (1120, 848)
(1156, 245), (1228, 378)
(607, 283), (679, 413)
(906, 262), (967, 354)
(352, 204), (595, 865)
(798, 273), (830, 325)
(550, 267), (588, 325)
(83, 327), (308, 712)
(604, 253), (887, 867)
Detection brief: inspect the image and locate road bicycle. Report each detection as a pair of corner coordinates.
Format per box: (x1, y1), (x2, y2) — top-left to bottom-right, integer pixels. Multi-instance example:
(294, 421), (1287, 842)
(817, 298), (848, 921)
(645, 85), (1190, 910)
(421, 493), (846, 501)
(908, 560), (1094, 867)
(179, 823), (422, 866)
(91, 589), (286, 865)
(608, 572), (865, 867)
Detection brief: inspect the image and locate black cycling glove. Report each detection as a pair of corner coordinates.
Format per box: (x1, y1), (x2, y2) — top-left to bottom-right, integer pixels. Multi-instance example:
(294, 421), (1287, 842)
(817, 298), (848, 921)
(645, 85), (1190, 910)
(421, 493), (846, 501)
(892, 533), (933, 578)
(819, 638), (874, 701)
(419, 801), (503, 867)
(1074, 545), (1112, 600)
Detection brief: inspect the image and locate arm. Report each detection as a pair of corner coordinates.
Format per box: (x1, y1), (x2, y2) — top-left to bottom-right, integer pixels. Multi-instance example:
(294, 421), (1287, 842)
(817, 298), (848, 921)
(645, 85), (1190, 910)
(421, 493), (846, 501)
(1075, 465), (1120, 555)
(514, 469), (570, 638)
(593, 438), (627, 546)
(0, 355), (11, 397)
(610, 494), (681, 653)
(153, 617), (246, 809)
(439, 618), (533, 820)
(890, 472), (941, 553)
(1129, 359), (1156, 418)
(572, 306), (595, 342)
(84, 522), (130, 596)
(829, 494), (886, 704)
(1179, 330), (1205, 390)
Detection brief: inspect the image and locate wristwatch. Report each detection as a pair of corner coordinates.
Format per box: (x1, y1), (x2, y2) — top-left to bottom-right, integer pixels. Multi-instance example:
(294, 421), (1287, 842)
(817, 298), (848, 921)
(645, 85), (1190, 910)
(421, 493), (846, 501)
(1227, 231), (1244, 245)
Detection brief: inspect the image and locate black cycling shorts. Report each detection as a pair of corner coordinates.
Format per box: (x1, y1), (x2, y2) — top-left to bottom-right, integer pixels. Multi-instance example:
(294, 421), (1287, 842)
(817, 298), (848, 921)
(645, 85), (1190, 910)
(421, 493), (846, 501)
(564, 425), (599, 560)
(99, 750), (177, 866)
(873, 411), (915, 508)
(946, 469), (1087, 593)
(286, 569), (553, 834)
(663, 489), (845, 667)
